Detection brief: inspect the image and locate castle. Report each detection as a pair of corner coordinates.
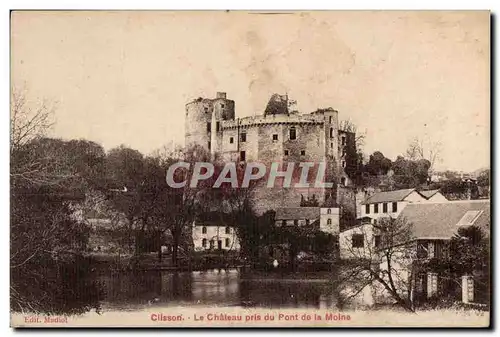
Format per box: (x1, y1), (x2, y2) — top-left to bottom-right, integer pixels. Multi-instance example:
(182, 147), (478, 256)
(185, 92), (355, 213)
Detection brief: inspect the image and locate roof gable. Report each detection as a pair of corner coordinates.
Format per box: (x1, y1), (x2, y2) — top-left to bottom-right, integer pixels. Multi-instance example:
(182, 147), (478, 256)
(419, 189), (440, 199)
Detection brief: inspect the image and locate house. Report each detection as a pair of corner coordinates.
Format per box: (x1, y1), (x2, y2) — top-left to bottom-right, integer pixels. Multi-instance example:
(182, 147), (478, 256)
(419, 189), (448, 202)
(192, 212), (240, 252)
(341, 199), (490, 260)
(339, 200), (490, 303)
(275, 206), (340, 235)
(360, 188), (426, 221)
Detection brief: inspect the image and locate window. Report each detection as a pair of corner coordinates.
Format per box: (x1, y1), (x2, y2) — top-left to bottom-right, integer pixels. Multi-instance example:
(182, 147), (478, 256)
(229, 137), (234, 144)
(392, 202), (398, 212)
(341, 136), (346, 145)
(383, 203), (388, 213)
(290, 127), (296, 140)
(294, 219), (298, 226)
(341, 161), (346, 168)
(216, 121), (220, 132)
(341, 177), (346, 186)
(284, 150), (289, 156)
(202, 226), (207, 234)
(374, 235), (381, 248)
(417, 242), (429, 258)
(365, 204), (370, 214)
(204, 107), (209, 113)
(202, 238), (207, 248)
(225, 238), (230, 247)
(208, 141), (211, 150)
(210, 240), (215, 249)
(221, 103), (225, 109)
(240, 132), (247, 142)
(272, 134), (278, 141)
(330, 128), (333, 138)
(374, 204), (379, 214)
(352, 234), (364, 248)
(240, 151), (246, 161)
(331, 142), (333, 148)
(305, 219), (310, 225)
(301, 150), (306, 156)
(456, 211), (483, 226)
(282, 220), (286, 227)
(327, 209), (332, 214)
(327, 219), (332, 225)
(207, 122), (211, 132)
(329, 116), (332, 123)
(225, 226), (231, 234)
(342, 148), (347, 157)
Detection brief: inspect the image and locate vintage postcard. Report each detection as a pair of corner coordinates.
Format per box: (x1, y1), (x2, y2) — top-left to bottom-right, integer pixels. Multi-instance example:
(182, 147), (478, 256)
(10, 10), (490, 328)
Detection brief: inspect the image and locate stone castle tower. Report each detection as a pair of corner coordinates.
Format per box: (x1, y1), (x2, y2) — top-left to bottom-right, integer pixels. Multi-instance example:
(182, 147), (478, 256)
(185, 92), (354, 214)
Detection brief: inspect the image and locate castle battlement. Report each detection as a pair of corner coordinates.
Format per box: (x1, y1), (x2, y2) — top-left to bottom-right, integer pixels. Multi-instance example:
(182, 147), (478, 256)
(221, 112), (327, 130)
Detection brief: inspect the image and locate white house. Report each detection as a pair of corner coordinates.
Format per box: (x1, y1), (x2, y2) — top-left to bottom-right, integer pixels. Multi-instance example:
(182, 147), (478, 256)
(360, 188), (427, 221)
(192, 212), (240, 252)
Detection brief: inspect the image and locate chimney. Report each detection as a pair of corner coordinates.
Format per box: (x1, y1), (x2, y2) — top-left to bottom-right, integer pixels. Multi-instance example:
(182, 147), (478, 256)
(216, 92), (227, 99)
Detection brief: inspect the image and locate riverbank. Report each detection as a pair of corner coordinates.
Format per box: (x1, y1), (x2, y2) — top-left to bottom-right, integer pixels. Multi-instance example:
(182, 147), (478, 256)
(11, 306), (489, 328)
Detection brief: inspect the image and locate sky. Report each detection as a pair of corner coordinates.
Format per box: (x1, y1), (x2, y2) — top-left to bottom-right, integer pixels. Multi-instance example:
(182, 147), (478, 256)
(11, 11), (490, 172)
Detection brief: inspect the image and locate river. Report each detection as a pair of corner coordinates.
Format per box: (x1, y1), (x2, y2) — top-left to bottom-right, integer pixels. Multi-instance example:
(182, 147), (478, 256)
(94, 269), (341, 311)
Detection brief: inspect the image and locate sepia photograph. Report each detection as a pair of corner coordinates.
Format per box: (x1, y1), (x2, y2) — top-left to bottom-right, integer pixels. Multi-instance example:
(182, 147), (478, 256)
(9, 10), (490, 328)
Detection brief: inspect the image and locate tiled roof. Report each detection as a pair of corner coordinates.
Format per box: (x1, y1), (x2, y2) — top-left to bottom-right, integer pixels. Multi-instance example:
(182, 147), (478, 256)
(275, 207), (320, 220)
(362, 188), (418, 204)
(419, 189), (440, 199)
(397, 200), (490, 239)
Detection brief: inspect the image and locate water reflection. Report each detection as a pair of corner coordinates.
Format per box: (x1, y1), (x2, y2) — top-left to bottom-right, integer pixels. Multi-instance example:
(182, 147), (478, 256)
(96, 269), (338, 311)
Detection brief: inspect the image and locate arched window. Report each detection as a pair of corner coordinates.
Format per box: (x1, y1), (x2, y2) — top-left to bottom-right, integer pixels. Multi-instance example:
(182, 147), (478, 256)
(225, 226), (231, 234)
(289, 126), (296, 140)
(327, 219), (332, 225)
(202, 238), (207, 248)
(327, 209), (332, 214)
(202, 226), (207, 234)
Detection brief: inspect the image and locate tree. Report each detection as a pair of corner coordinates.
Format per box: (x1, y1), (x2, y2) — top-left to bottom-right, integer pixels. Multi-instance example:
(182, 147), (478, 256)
(10, 86), (54, 152)
(10, 88), (102, 314)
(162, 144), (221, 266)
(364, 151), (392, 176)
(340, 119), (366, 150)
(104, 145), (146, 253)
(437, 178), (479, 200)
(405, 137), (442, 179)
(477, 169), (490, 198)
(392, 156), (431, 189)
(337, 217), (417, 311)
